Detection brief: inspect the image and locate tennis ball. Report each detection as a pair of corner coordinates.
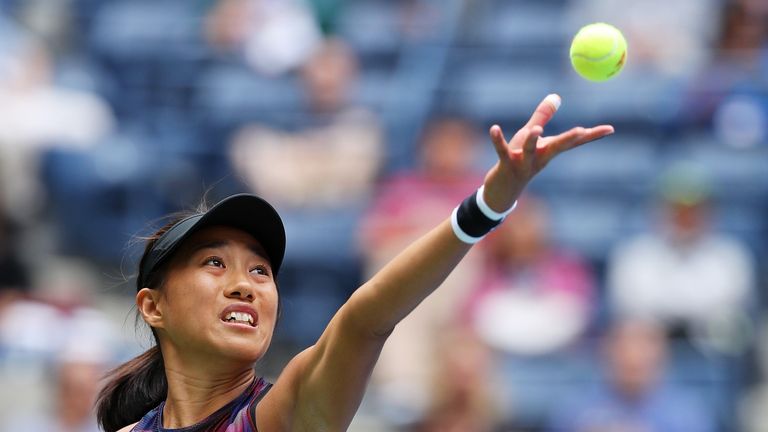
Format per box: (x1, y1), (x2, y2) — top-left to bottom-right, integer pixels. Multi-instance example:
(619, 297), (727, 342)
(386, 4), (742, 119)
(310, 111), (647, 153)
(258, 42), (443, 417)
(570, 23), (627, 82)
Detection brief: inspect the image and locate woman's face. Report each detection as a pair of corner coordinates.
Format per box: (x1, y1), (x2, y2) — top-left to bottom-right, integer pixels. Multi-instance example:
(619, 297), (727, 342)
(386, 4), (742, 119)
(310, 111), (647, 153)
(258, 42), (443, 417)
(147, 225), (279, 365)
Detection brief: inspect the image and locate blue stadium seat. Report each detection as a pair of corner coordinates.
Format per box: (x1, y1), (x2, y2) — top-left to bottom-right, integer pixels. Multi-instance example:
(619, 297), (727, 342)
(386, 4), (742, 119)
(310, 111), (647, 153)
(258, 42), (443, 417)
(355, 69), (396, 113)
(533, 134), (658, 196)
(544, 194), (650, 261)
(667, 136), (768, 203)
(713, 202), (767, 256)
(496, 347), (600, 428)
(272, 205), (367, 345)
(336, 0), (401, 66)
(40, 130), (208, 263)
(89, 0), (203, 59)
(275, 259), (360, 347)
(666, 341), (744, 430)
(53, 57), (117, 101)
(558, 71), (684, 131)
(88, 0), (209, 118)
(193, 63), (302, 130)
(463, 1), (568, 52)
(442, 60), (557, 124)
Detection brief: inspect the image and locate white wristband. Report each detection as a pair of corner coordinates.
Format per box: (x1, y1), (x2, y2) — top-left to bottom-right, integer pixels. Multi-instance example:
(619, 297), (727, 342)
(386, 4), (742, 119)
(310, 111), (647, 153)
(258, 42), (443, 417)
(476, 185), (517, 220)
(450, 206), (484, 244)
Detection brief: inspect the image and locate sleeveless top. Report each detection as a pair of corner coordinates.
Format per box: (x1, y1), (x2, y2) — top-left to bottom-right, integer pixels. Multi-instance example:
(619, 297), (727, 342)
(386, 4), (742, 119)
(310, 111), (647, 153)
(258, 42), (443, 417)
(132, 377), (272, 432)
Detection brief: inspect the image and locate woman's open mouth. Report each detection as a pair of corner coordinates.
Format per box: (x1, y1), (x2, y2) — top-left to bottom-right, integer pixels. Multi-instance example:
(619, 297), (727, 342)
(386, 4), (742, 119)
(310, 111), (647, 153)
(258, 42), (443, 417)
(223, 311), (255, 326)
(220, 306), (258, 328)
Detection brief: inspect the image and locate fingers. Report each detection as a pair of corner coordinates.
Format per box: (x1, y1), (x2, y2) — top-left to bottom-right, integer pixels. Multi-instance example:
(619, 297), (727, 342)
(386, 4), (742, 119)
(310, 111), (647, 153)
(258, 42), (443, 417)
(492, 107), (614, 169)
(583, 124), (615, 142)
(524, 125), (543, 156)
(526, 94), (561, 129)
(489, 124), (508, 159)
(542, 124), (615, 157)
(565, 125), (614, 151)
(491, 124), (543, 162)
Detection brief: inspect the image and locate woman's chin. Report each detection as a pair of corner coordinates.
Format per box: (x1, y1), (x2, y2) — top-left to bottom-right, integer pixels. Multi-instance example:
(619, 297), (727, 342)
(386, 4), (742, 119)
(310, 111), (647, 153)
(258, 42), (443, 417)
(211, 322), (273, 359)
(213, 338), (270, 364)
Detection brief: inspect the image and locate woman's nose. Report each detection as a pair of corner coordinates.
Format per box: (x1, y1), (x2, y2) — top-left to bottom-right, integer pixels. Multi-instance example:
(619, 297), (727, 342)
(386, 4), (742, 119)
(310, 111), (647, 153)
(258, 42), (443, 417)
(224, 274), (255, 300)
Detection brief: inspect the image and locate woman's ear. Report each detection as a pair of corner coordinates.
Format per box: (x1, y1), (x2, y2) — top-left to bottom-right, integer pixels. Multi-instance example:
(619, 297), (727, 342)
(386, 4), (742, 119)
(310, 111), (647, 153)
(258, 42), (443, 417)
(137, 288), (164, 329)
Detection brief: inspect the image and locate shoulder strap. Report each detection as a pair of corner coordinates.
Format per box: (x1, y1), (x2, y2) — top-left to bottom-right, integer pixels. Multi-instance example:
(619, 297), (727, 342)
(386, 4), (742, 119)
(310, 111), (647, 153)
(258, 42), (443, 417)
(248, 382), (273, 430)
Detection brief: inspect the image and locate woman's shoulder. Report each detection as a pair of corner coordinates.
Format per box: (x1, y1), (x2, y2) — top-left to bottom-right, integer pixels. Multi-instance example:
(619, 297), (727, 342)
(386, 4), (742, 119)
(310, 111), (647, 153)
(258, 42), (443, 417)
(117, 422), (138, 432)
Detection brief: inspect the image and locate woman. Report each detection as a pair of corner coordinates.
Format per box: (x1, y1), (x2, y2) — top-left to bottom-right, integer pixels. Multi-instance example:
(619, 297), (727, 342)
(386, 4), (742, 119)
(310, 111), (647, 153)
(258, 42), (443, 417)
(97, 94), (613, 432)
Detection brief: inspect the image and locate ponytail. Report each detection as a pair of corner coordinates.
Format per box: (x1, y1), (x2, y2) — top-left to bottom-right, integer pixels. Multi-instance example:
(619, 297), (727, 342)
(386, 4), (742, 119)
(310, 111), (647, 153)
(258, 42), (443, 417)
(96, 346), (167, 432)
(96, 214), (195, 431)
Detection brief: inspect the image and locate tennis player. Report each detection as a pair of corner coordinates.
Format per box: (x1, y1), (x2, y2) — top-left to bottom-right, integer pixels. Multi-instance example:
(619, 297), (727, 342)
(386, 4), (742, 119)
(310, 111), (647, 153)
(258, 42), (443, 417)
(96, 94), (613, 432)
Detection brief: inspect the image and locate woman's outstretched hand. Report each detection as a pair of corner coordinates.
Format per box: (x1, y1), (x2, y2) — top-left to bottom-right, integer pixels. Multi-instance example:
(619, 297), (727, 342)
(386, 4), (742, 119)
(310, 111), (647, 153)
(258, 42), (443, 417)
(482, 94), (615, 212)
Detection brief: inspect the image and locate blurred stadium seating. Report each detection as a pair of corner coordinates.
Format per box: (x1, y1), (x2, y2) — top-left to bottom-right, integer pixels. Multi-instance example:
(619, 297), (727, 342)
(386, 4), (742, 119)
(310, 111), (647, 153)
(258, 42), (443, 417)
(0, 0), (764, 431)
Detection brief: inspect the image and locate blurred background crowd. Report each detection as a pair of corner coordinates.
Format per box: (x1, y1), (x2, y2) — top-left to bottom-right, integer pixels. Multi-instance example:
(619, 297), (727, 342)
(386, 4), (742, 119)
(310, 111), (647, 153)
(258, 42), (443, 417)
(0, 0), (765, 430)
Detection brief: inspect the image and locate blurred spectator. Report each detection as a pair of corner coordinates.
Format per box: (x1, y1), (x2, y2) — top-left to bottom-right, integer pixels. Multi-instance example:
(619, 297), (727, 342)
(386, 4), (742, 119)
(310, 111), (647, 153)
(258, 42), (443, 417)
(230, 37), (382, 209)
(463, 195), (596, 356)
(1, 307), (113, 432)
(716, 0), (767, 69)
(0, 23), (113, 220)
(360, 115), (483, 255)
(16, 0), (75, 54)
(566, 0), (720, 78)
(2, 359), (104, 432)
(228, 37), (382, 346)
(607, 162), (755, 353)
(0, 258), (110, 357)
(360, 115), (484, 424)
(32, 256), (103, 309)
(548, 317), (715, 432)
(205, 0), (322, 76)
(0, 258), (116, 427)
(412, 326), (501, 432)
(0, 199), (32, 365)
(0, 205), (30, 299)
(681, 0), (768, 134)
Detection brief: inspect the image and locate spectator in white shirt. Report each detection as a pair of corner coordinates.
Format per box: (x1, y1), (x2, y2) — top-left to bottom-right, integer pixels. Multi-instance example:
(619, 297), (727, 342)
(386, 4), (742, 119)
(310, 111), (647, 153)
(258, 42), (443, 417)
(607, 162), (755, 353)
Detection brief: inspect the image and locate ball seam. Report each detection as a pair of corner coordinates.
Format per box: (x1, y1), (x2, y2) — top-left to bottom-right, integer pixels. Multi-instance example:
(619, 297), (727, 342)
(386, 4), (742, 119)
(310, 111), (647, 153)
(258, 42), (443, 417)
(571, 34), (619, 62)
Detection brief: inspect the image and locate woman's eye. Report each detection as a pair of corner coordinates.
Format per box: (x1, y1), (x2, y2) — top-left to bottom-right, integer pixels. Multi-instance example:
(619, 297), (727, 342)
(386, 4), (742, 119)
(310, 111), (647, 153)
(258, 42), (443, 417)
(250, 265), (269, 276)
(204, 257), (225, 268)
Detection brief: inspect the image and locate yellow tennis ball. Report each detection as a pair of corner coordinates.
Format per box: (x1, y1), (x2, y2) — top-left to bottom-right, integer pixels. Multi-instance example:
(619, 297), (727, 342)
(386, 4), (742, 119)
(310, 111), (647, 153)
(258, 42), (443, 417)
(570, 23), (627, 82)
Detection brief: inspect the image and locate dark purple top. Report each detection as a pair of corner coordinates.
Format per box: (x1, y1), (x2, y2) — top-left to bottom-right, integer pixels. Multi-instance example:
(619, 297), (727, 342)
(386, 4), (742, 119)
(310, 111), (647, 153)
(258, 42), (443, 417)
(132, 377), (271, 432)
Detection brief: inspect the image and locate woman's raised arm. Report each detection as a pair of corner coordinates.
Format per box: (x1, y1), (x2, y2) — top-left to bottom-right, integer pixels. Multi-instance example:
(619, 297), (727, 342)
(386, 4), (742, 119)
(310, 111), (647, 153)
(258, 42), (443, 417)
(259, 94), (614, 431)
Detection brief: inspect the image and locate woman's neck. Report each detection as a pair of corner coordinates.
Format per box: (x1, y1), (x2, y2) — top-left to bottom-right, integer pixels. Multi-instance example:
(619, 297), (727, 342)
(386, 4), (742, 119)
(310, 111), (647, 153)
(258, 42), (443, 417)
(161, 357), (256, 428)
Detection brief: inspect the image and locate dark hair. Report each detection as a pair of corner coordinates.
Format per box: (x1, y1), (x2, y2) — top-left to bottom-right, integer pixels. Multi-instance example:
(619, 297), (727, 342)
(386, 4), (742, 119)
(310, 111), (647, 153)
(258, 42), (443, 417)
(95, 214), (190, 432)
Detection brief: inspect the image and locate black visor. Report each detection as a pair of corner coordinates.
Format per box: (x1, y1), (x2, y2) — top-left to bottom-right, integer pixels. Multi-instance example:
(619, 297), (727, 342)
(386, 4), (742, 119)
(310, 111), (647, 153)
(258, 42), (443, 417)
(138, 194), (286, 288)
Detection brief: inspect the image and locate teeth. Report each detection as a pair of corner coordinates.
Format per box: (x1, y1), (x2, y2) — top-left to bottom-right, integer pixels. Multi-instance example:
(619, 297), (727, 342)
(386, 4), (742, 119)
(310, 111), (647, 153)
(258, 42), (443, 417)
(225, 311), (254, 325)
